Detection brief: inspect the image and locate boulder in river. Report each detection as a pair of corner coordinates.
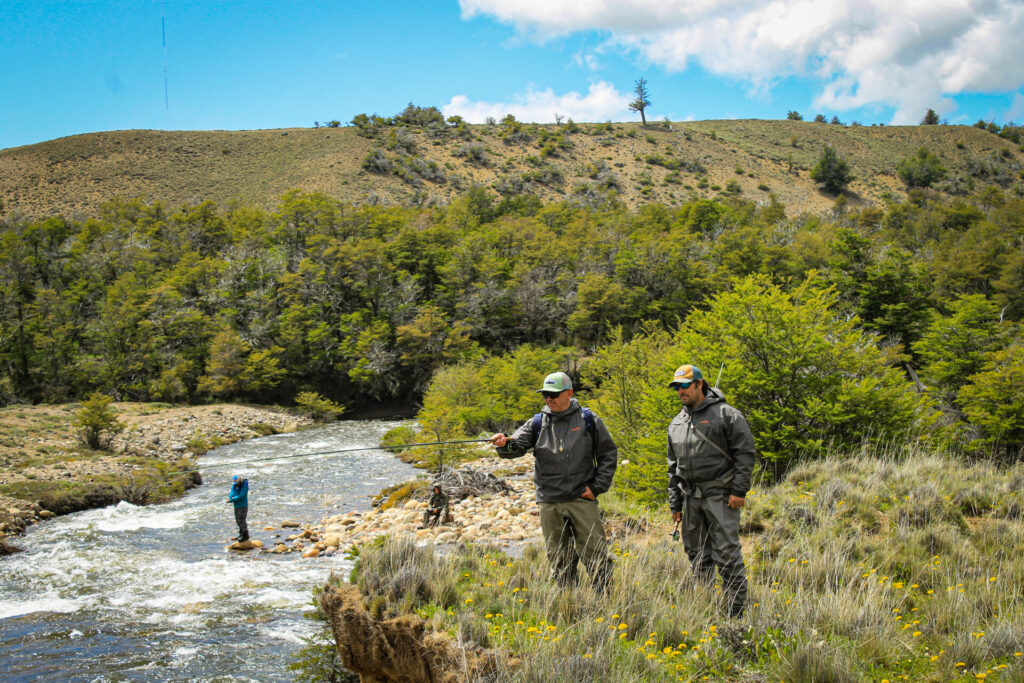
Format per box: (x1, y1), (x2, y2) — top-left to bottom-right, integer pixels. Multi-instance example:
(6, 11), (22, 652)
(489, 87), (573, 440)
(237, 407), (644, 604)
(229, 540), (255, 551)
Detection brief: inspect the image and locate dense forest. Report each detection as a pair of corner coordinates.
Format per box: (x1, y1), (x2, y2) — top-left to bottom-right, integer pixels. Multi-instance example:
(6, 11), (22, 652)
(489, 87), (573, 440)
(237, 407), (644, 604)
(1, 184), (1022, 477)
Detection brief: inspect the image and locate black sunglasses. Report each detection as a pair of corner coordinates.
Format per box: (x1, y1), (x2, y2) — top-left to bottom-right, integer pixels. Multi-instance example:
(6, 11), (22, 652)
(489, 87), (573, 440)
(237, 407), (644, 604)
(541, 391), (565, 399)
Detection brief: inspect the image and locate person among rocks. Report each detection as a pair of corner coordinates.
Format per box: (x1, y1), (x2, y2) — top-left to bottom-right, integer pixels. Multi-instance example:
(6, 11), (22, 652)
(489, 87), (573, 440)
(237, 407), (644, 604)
(228, 475), (249, 542)
(666, 364), (756, 618)
(421, 484), (449, 528)
(488, 371), (618, 593)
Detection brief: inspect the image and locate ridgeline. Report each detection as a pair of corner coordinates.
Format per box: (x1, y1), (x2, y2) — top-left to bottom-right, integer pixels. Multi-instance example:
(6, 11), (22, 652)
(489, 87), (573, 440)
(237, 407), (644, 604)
(2, 118), (1020, 219)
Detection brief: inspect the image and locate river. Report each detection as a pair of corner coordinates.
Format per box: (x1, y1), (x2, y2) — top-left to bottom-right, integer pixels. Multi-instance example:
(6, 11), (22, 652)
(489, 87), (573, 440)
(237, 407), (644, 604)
(0, 419), (418, 682)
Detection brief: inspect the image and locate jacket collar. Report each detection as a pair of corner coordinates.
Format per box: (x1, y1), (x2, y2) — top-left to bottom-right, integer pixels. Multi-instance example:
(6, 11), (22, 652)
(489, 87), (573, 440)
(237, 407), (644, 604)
(685, 387), (724, 416)
(542, 397), (581, 417)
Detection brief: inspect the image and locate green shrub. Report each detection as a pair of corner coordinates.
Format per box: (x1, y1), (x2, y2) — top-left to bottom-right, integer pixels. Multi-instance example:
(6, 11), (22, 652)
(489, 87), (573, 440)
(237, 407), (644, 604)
(810, 144), (853, 194)
(248, 422), (278, 436)
(186, 429), (211, 455)
(911, 295), (1014, 408)
(418, 345), (577, 438)
(897, 147), (947, 188)
(74, 393), (124, 450)
(295, 391), (346, 422)
(380, 424), (417, 453)
(959, 339), (1024, 459)
(587, 275), (939, 502)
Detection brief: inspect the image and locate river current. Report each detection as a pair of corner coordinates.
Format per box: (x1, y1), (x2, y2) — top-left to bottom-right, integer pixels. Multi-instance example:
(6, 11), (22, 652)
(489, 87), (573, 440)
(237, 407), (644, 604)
(0, 420), (418, 682)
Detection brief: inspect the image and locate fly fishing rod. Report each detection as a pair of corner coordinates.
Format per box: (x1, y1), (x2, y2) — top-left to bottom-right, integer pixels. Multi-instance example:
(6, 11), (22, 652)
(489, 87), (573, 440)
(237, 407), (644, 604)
(166, 438), (492, 477)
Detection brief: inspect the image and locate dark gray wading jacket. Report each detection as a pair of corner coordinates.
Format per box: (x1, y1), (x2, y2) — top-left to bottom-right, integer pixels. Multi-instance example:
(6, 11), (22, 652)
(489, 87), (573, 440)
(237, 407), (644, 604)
(497, 398), (618, 503)
(667, 388), (756, 512)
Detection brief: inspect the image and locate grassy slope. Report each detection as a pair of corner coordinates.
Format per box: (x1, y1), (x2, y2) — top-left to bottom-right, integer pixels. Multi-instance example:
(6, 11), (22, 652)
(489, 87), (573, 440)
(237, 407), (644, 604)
(2, 121), (1020, 219)
(330, 447), (1024, 681)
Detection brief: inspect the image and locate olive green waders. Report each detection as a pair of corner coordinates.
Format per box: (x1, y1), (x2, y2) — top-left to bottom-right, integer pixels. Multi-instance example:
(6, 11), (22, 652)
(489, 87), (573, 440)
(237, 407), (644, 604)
(539, 499), (613, 593)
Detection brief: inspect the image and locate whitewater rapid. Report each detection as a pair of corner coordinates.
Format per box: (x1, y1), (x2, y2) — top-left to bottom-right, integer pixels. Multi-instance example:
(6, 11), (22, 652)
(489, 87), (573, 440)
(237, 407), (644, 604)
(0, 419), (417, 682)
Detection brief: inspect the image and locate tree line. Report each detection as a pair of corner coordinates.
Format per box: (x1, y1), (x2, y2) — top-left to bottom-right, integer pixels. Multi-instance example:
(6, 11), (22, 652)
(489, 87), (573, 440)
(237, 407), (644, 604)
(1, 186), (1021, 465)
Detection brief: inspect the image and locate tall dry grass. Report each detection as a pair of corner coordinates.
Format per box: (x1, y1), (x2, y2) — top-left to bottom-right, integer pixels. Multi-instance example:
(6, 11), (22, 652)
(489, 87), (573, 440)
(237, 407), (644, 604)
(340, 444), (1024, 681)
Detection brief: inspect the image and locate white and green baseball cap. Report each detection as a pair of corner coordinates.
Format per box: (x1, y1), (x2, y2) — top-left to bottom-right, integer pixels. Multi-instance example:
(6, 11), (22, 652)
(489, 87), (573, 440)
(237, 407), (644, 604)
(537, 371), (573, 393)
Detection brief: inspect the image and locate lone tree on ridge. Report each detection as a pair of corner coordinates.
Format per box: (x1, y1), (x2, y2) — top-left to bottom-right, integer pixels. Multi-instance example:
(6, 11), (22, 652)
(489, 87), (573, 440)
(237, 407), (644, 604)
(629, 78), (651, 126)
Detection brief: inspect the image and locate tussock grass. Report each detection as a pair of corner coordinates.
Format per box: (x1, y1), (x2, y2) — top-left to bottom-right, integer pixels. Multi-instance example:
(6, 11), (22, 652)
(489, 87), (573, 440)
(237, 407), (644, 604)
(342, 447), (1024, 680)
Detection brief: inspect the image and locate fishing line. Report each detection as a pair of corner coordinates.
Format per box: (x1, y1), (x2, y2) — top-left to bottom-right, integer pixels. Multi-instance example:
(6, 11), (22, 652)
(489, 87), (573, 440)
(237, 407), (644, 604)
(167, 438), (492, 477)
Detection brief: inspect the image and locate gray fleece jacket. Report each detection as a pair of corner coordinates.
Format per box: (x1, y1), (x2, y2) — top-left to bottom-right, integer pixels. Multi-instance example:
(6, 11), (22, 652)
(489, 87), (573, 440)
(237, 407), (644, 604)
(497, 398), (618, 503)
(667, 388), (756, 511)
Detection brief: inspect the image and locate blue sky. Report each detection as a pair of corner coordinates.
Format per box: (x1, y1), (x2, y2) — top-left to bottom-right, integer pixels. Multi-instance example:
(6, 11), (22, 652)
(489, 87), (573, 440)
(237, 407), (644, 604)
(2, 0), (1023, 151)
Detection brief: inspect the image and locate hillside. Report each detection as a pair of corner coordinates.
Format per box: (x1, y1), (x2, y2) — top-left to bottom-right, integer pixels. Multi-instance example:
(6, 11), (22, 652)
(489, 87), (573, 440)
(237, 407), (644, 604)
(2, 119), (1020, 219)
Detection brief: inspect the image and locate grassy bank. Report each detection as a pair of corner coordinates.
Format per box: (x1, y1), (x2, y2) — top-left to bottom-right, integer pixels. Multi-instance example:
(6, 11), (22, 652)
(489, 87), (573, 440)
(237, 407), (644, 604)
(320, 446), (1024, 681)
(0, 456), (200, 515)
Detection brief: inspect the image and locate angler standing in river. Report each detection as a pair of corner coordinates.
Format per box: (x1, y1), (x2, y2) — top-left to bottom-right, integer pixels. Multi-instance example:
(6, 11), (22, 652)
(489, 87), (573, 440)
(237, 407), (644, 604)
(488, 371), (617, 594)
(229, 475), (249, 542)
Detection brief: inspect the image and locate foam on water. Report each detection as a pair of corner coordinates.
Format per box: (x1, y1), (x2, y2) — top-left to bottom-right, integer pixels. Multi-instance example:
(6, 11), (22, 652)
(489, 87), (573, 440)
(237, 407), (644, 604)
(93, 500), (190, 532)
(0, 595), (84, 619)
(261, 621), (316, 645)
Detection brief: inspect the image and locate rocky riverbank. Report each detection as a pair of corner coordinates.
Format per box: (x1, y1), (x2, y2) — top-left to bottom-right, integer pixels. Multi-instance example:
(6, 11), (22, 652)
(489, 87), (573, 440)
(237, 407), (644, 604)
(243, 452), (550, 558)
(0, 403), (312, 550)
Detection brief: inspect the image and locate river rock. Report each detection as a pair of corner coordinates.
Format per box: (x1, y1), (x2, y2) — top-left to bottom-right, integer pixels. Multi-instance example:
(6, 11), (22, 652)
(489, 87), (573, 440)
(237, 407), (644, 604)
(38, 510), (55, 519)
(251, 540), (263, 548)
(269, 543), (289, 554)
(229, 540), (255, 551)
(302, 548), (320, 558)
(281, 521), (301, 528)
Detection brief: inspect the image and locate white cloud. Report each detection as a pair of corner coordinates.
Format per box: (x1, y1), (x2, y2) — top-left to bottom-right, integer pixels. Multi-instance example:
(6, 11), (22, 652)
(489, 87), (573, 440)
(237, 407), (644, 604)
(572, 50), (602, 72)
(443, 81), (632, 123)
(459, 0), (1024, 124)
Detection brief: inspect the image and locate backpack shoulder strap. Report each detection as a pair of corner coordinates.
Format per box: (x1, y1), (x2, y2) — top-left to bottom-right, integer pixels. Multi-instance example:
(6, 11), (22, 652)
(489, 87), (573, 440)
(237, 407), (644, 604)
(581, 407), (596, 441)
(533, 409), (597, 451)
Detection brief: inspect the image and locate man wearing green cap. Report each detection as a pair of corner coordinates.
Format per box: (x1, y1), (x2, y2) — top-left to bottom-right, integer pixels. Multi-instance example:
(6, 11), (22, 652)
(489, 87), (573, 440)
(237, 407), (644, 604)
(489, 371), (618, 593)
(667, 364), (755, 618)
